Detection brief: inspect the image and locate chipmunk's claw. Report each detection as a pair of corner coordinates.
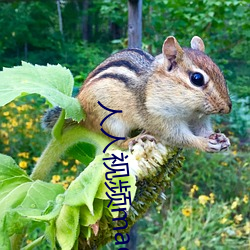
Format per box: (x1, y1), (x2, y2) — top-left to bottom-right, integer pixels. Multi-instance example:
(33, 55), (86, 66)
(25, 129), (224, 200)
(207, 133), (230, 152)
(129, 134), (156, 152)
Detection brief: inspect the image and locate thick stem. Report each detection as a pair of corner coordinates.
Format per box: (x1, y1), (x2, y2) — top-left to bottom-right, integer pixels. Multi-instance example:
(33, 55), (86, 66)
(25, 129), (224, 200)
(30, 126), (113, 181)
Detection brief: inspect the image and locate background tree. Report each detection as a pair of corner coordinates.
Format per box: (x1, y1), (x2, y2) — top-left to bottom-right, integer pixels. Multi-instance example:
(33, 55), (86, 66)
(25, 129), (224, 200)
(128, 0), (142, 48)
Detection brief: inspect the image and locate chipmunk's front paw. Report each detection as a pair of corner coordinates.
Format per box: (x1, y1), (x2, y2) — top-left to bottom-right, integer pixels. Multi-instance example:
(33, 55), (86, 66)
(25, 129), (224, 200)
(206, 133), (230, 152)
(129, 134), (156, 152)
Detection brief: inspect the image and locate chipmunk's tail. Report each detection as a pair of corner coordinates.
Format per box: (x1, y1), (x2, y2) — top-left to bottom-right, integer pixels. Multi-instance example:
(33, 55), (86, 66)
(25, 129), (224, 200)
(41, 106), (62, 130)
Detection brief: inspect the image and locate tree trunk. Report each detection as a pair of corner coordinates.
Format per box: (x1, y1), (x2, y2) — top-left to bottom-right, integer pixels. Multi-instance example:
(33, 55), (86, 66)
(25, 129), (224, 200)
(56, 0), (64, 36)
(128, 0), (142, 49)
(82, 0), (90, 41)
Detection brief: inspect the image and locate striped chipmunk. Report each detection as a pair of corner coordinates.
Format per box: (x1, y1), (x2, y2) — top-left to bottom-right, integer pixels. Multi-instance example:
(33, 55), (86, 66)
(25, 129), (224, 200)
(43, 36), (232, 153)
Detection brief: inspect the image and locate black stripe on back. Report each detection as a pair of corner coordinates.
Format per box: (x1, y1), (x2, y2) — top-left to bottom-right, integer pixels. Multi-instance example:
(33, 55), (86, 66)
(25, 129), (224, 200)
(91, 60), (140, 79)
(96, 73), (130, 85)
(125, 48), (154, 62)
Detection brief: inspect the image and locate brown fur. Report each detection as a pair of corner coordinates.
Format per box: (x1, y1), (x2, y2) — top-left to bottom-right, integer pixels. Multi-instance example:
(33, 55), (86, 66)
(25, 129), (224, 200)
(77, 36), (232, 152)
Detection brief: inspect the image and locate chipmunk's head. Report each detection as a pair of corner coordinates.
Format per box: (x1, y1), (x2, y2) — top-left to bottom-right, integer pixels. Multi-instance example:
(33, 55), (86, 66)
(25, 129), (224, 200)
(156, 36), (232, 115)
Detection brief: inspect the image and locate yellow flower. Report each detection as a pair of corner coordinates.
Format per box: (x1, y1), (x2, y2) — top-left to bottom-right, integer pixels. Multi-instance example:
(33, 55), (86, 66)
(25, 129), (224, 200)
(182, 207), (192, 217)
(4, 147), (10, 152)
(32, 157), (39, 162)
(66, 176), (75, 182)
(3, 111), (9, 116)
(221, 232), (227, 238)
(179, 247), (186, 250)
(189, 184), (199, 197)
(63, 182), (69, 189)
(11, 119), (18, 127)
(244, 221), (250, 234)
(26, 121), (33, 129)
(209, 193), (215, 204)
(231, 198), (240, 209)
(9, 102), (16, 108)
(51, 175), (61, 183)
(236, 229), (243, 237)
(70, 165), (77, 172)
(234, 214), (243, 224)
(0, 130), (8, 138)
(62, 160), (69, 166)
(194, 238), (201, 247)
(18, 152), (30, 159)
(3, 138), (9, 145)
(17, 105), (30, 112)
(232, 150), (237, 156)
(19, 161), (28, 169)
(221, 162), (228, 167)
(220, 217), (228, 224)
(235, 157), (242, 163)
(75, 159), (81, 165)
(198, 195), (210, 206)
(243, 195), (248, 204)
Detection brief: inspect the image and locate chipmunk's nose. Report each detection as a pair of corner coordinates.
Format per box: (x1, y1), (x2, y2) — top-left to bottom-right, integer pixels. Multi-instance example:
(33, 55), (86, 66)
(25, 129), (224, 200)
(219, 101), (232, 114)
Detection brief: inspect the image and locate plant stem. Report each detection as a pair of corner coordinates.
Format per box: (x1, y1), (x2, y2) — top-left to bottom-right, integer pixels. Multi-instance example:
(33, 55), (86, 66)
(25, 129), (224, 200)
(10, 231), (25, 250)
(30, 126), (113, 181)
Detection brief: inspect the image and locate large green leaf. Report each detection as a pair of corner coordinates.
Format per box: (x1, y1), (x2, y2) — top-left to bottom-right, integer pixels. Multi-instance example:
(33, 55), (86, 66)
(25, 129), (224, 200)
(56, 205), (80, 250)
(0, 62), (85, 122)
(0, 176), (31, 201)
(0, 154), (30, 181)
(66, 142), (96, 165)
(79, 199), (103, 227)
(0, 154), (65, 248)
(63, 154), (106, 214)
(20, 181), (64, 213)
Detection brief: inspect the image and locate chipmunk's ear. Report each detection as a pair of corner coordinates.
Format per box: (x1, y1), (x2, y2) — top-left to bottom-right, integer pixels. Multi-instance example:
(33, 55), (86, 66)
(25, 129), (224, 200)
(162, 36), (184, 63)
(191, 36), (205, 52)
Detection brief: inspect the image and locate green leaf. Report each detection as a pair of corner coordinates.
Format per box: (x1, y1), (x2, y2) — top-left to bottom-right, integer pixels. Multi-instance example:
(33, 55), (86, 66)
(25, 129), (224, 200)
(0, 154), (65, 244)
(20, 181), (64, 213)
(0, 182), (32, 216)
(45, 220), (56, 249)
(0, 176), (31, 201)
(0, 154), (30, 181)
(0, 231), (10, 250)
(0, 62), (85, 122)
(0, 182), (33, 247)
(79, 199), (103, 226)
(80, 226), (92, 240)
(63, 154), (106, 214)
(26, 200), (63, 222)
(56, 205), (80, 250)
(66, 142), (96, 165)
(3, 211), (30, 238)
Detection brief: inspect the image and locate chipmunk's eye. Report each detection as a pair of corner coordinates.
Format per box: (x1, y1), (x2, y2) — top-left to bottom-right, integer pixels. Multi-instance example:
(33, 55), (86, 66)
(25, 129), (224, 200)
(190, 72), (204, 87)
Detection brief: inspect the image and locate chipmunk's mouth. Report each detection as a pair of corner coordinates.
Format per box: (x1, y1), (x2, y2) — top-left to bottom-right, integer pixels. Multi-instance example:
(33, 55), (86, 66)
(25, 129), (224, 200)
(204, 100), (232, 115)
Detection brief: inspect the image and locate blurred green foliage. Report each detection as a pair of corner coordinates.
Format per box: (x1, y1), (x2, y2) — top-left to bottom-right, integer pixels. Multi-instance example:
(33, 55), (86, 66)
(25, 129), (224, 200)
(0, 0), (249, 97)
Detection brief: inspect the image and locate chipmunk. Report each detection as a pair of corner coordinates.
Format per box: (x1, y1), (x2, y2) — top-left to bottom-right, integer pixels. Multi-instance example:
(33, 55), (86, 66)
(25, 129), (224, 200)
(43, 36), (232, 153)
